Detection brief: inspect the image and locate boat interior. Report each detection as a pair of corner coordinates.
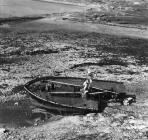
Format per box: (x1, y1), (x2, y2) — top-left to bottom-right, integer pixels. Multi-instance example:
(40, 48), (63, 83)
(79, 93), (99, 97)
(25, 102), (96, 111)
(28, 80), (100, 110)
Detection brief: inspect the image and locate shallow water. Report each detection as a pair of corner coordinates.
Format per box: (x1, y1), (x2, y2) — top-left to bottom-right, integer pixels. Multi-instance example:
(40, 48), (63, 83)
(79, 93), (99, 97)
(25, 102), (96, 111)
(10, 17), (148, 39)
(0, 0), (86, 18)
(0, 107), (32, 128)
(0, 104), (51, 128)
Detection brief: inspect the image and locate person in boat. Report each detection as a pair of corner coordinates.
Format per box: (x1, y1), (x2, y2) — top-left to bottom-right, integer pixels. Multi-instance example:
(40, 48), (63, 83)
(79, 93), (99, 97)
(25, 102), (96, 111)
(82, 71), (94, 99)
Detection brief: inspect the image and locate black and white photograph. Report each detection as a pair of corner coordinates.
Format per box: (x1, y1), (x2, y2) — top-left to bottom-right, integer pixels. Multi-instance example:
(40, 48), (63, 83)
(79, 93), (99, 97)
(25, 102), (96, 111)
(0, 0), (148, 139)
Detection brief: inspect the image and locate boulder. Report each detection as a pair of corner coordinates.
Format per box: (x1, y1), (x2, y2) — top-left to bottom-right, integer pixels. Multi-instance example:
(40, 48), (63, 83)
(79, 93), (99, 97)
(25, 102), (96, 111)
(0, 128), (5, 136)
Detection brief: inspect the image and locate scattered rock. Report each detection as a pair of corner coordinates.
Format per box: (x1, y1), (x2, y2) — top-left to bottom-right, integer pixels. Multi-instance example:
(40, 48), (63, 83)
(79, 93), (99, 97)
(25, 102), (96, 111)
(111, 121), (121, 127)
(0, 128), (6, 136)
(14, 102), (19, 106)
(123, 97), (134, 106)
(0, 24), (10, 28)
(0, 90), (3, 96)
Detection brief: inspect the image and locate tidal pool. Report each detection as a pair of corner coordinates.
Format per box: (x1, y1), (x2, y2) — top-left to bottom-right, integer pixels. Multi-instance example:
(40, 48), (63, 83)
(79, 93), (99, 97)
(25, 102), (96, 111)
(0, 103), (52, 128)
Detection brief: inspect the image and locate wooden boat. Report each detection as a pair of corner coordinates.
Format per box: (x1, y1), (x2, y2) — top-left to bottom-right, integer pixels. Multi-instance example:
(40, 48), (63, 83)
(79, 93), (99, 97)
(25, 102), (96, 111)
(24, 76), (126, 115)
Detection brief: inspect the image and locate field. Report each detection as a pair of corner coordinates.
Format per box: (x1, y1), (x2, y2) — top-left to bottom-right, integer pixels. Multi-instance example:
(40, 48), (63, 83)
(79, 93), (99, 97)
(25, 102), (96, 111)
(0, 0), (148, 140)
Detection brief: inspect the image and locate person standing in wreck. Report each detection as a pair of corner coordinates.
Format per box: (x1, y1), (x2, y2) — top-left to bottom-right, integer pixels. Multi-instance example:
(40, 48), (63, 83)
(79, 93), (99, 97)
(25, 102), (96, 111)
(82, 70), (94, 105)
(82, 70), (107, 111)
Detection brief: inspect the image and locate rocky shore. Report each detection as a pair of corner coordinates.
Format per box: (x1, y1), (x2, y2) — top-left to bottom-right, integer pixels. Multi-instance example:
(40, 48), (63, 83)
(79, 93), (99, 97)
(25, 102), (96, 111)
(0, 0), (148, 139)
(0, 27), (148, 139)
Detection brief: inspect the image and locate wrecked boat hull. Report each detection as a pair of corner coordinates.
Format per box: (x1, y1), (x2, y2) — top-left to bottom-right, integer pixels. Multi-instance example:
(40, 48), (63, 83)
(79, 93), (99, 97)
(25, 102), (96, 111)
(24, 76), (126, 114)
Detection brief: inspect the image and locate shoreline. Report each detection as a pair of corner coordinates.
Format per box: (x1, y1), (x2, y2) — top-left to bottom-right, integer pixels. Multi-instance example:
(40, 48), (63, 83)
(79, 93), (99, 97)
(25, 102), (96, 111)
(34, 0), (87, 7)
(8, 17), (148, 40)
(0, 16), (44, 25)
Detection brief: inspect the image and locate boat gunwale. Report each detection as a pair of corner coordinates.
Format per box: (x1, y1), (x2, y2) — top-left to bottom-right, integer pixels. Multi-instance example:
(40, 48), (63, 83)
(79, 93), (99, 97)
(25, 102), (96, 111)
(25, 76), (124, 87)
(25, 76), (122, 93)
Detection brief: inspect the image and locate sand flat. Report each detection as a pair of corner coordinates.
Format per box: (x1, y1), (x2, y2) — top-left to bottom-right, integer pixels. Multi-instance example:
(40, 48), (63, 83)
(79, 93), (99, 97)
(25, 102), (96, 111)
(0, 0), (85, 18)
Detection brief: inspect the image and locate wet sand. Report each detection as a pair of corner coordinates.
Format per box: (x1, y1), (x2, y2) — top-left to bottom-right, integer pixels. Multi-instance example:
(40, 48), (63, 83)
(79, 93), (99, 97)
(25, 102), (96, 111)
(9, 17), (148, 39)
(0, 0), (86, 18)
